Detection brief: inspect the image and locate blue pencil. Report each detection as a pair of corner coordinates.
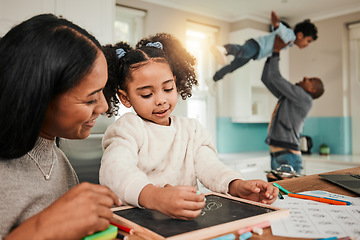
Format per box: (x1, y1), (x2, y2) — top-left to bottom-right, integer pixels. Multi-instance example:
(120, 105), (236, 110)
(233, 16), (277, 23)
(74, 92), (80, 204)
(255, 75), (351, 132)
(316, 237), (355, 240)
(315, 237), (337, 240)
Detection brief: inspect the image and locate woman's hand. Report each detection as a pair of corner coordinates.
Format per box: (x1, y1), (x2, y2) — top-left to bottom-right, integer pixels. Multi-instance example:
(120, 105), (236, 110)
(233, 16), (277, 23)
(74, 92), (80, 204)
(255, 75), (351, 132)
(228, 179), (279, 204)
(5, 182), (121, 240)
(139, 184), (206, 220)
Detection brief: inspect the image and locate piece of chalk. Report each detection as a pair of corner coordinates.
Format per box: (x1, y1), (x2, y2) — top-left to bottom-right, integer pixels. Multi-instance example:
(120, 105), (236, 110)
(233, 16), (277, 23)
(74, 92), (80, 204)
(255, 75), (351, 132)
(239, 231), (252, 240)
(252, 226), (263, 235)
(196, 190), (206, 201)
(237, 221), (271, 235)
(210, 233), (236, 240)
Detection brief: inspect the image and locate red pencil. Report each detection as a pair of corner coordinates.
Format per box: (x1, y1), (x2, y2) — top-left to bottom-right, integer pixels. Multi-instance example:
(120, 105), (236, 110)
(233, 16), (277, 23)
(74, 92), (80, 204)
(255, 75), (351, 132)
(110, 221), (134, 234)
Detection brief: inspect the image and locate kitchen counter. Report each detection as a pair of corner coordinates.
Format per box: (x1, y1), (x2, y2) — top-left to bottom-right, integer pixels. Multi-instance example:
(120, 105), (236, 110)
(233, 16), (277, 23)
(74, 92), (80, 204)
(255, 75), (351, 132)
(302, 153), (360, 175)
(198, 152), (271, 192)
(218, 152), (270, 181)
(218, 151), (269, 162)
(217, 152), (360, 177)
(302, 153), (360, 163)
(219, 152), (360, 163)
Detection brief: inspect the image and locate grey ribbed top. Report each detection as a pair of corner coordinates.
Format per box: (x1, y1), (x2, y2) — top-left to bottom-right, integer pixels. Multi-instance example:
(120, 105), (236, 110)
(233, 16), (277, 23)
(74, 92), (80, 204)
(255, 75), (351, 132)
(0, 137), (79, 239)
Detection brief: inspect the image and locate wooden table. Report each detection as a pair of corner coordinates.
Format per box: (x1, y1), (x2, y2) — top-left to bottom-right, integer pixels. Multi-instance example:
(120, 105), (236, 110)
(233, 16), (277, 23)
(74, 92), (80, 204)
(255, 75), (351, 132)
(116, 167), (360, 240)
(250, 166), (359, 240)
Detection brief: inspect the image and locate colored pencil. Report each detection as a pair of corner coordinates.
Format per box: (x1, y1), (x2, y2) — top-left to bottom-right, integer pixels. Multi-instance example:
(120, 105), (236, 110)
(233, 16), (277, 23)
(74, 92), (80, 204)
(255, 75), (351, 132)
(110, 221), (134, 234)
(273, 182), (291, 195)
(316, 237), (355, 240)
(116, 232), (129, 240)
(278, 191), (284, 199)
(288, 193), (351, 205)
(315, 237), (338, 240)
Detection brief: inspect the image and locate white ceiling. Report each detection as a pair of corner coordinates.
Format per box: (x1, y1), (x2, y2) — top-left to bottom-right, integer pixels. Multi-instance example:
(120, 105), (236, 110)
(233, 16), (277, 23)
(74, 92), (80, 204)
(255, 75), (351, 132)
(141, 0), (360, 25)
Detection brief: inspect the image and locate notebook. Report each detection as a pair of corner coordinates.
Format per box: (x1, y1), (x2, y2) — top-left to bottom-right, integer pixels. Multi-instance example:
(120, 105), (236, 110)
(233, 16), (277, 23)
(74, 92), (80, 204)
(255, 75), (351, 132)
(319, 174), (360, 196)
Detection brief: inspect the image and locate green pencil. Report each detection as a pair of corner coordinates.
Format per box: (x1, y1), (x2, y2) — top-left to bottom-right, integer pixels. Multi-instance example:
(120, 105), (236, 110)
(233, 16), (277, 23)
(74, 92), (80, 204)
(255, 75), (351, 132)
(273, 182), (291, 195)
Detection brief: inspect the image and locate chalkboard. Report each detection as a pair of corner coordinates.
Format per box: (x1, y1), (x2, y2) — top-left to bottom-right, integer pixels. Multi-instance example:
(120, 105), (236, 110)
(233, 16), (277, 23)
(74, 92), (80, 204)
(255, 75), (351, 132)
(111, 193), (289, 240)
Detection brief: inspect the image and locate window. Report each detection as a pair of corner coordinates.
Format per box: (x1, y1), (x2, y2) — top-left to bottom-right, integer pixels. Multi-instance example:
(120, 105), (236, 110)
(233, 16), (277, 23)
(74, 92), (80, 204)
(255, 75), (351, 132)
(114, 5), (145, 116)
(186, 22), (218, 144)
(114, 5), (145, 45)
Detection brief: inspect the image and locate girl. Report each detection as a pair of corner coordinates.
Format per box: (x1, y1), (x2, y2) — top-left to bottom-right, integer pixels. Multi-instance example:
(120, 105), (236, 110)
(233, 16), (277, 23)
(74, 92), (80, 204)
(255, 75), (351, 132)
(100, 33), (278, 220)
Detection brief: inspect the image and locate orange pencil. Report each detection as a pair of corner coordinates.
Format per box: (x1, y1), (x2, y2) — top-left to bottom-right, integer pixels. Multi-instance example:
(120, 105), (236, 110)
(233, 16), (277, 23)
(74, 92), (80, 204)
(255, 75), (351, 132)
(288, 193), (351, 205)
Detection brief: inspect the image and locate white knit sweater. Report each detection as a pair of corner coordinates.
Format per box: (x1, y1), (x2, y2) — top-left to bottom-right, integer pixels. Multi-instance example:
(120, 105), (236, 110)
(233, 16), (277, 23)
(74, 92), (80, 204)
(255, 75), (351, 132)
(100, 113), (243, 207)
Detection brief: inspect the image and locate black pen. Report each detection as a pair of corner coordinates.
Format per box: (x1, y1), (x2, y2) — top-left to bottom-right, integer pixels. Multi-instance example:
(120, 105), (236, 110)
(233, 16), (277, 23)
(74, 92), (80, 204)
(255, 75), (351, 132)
(116, 232), (129, 240)
(278, 191), (284, 199)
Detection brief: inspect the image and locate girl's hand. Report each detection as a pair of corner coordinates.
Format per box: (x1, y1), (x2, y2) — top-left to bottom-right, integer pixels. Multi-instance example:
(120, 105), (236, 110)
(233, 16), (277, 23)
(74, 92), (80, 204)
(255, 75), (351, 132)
(139, 184), (206, 220)
(228, 179), (279, 204)
(6, 182), (121, 240)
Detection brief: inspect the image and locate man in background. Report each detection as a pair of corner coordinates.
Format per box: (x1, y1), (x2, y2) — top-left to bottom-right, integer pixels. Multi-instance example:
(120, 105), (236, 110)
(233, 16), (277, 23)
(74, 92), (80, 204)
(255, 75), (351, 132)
(261, 36), (324, 174)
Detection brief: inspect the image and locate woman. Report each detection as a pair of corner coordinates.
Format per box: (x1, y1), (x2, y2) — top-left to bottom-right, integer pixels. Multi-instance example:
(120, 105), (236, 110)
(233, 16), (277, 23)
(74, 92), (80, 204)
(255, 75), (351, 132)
(0, 14), (120, 239)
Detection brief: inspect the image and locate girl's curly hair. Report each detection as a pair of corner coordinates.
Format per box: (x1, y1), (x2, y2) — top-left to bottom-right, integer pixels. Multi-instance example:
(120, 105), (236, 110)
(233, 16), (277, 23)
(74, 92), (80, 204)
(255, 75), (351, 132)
(102, 33), (197, 117)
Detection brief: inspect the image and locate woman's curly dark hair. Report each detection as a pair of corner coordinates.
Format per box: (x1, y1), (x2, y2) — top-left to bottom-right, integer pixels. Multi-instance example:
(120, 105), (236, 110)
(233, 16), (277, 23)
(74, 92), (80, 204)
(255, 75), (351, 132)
(102, 33), (197, 117)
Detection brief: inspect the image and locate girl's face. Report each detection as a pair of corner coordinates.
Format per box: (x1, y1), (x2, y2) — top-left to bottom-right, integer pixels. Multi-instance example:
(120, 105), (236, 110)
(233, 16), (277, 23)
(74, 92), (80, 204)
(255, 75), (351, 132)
(40, 52), (108, 140)
(118, 61), (178, 126)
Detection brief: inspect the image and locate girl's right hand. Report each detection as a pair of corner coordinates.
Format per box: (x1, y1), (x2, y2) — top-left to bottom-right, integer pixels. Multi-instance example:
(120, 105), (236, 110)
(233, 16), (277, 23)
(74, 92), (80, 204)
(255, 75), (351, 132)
(139, 184), (206, 220)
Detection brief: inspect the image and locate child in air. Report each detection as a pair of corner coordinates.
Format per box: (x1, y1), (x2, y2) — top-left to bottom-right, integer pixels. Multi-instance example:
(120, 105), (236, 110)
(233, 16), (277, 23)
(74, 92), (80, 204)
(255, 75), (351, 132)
(100, 33), (278, 220)
(212, 11), (318, 81)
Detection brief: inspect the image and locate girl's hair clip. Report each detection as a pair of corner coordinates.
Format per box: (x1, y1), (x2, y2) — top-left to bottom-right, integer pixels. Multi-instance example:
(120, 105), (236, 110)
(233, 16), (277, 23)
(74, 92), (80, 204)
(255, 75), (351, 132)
(116, 48), (126, 59)
(146, 41), (163, 49)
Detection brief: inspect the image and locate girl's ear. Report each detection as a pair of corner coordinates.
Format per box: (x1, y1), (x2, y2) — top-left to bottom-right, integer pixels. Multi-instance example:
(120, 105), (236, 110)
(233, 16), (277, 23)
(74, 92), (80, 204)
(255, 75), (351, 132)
(117, 90), (132, 108)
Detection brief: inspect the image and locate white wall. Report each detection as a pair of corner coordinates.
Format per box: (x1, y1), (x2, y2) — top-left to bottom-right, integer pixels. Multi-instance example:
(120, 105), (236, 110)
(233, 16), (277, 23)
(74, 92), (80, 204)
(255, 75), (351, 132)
(289, 11), (360, 118)
(116, 0), (230, 45)
(0, 0), (115, 45)
(2, 0), (359, 120)
(0, 0), (56, 35)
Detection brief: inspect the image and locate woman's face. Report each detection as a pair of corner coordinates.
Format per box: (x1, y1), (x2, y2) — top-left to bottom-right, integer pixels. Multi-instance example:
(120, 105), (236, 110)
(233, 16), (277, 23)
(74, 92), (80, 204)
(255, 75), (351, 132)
(40, 52), (108, 140)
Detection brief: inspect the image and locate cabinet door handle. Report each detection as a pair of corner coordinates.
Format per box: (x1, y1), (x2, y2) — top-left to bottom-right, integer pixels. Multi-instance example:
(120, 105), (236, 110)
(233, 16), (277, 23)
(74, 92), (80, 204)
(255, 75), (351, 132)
(247, 163), (256, 167)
